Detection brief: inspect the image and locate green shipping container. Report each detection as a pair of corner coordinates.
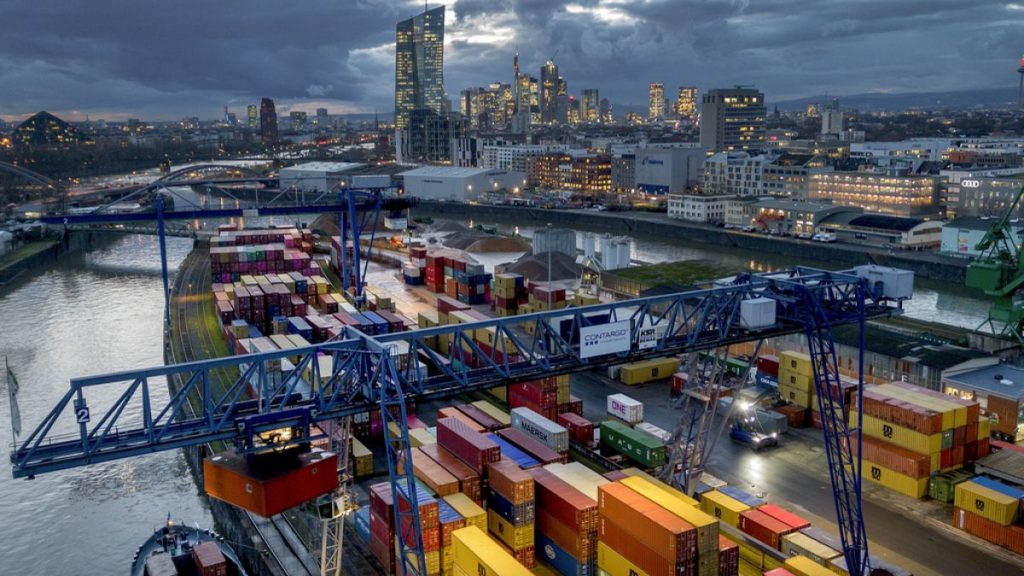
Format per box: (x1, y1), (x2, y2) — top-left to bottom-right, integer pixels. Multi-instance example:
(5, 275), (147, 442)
(940, 429), (954, 450)
(928, 469), (976, 503)
(600, 420), (666, 468)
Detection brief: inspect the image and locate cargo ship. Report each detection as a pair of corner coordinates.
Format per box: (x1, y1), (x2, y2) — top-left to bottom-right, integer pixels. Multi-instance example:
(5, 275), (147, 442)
(131, 516), (247, 576)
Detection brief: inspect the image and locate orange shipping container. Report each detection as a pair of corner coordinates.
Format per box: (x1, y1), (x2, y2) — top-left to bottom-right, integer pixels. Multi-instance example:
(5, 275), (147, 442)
(407, 448), (459, 496)
(598, 516), (696, 576)
(439, 406), (486, 432)
(487, 460), (535, 504)
(597, 482), (697, 562)
(852, 433), (932, 478)
(953, 507), (1024, 555)
(419, 443), (482, 502)
(203, 449), (338, 518)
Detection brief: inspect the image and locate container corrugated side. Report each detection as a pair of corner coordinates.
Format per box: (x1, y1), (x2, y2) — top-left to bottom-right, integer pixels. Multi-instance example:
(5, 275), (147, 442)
(607, 393), (644, 424)
(738, 508), (795, 550)
(452, 526), (533, 576)
(511, 407), (570, 453)
(487, 509), (535, 550)
(599, 420), (666, 468)
(597, 482), (697, 562)
(850, 412), (941, 455)
(757, 504), (810, 531)
(619, 476), (718, 555)
(443, 493), (487, 531)
(530, 467), (598, 533)
(620, 467), (700, 508)
(861, 459), (929, 499)
(954, 480), (1020, 526)
(952, 507), (1024, 555)
(471, 400), (512, 426)
(779, 532), (840, 566)
(487, 459), (535, 504)
(699, 490), (750, 528)
(597, 540), (651, 576)
(598, 515), (695, 576)
(784, 555), (833, 576)
(420, 443), (482, 502)
(545, 462), (609, 501)
(437, 416), (501, 474)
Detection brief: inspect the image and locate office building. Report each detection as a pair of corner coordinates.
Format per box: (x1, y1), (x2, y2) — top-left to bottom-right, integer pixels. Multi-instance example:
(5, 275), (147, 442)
(675, 87), (697, 121)
(667, 194), (733, 223)
(806, 103), (820, 117)
(247, 105), (258, 129)
(395, 108), (468, 164)
(634, 145), (707, 195)
(702, 151), (771, 197)
(649, 83), (665, 120)
(556, 78), (569, 125)
(259, 97), (278, 144)
(540, 59), (559, 124)
(808, 171), (942, 218)
(612, 153), (636, 193)
(394, 6), (445, 130)
(12, 111), (78, 148)
(821, 99), (843, 136)
(599, 98), (612, 124)
(950, 173), (1024, 219)
(568, 96), (580, 125)
(582, 89), (599, 123)
(290, 111), (307, 131)
(747, 198), (859, 235)
(762, 153), (832, 199)
(315, 108), (329, 126)
(700, 87), (766, 152)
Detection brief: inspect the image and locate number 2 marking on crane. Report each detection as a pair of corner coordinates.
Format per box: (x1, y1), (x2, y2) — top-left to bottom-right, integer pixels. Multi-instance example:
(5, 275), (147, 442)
(76, 407), (90, 424)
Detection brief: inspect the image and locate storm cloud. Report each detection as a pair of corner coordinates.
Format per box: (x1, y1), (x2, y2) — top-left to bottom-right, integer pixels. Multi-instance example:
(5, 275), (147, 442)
(0, 0), (1020, 120)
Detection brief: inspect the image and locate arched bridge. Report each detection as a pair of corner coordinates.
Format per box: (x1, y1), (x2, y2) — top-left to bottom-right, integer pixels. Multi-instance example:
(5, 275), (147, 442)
(0, 161), (63, 190)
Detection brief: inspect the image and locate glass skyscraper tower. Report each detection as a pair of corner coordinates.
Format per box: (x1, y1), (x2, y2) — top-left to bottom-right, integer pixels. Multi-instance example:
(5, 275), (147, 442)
(395, 6), (445, 130)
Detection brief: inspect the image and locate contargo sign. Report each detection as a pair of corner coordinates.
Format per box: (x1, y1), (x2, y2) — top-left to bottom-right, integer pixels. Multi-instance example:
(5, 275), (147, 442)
(580, 320), (632, 359)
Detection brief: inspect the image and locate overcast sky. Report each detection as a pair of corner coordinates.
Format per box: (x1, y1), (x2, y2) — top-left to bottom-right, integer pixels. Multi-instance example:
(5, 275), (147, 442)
(1, 0), (1021, 121)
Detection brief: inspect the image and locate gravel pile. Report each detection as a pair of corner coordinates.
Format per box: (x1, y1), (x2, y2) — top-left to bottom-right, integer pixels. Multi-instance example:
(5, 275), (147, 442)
(502, 251), (580, 282)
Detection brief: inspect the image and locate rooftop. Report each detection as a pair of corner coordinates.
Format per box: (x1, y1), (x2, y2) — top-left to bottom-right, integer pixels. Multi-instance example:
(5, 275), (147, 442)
(846, 214), (927, 232)
(943, 364), (1024, 399)
(754, 197), (856, 213)
(280, 162), (364, 174)
(833, 323), (988, 370)
(944, 216), (1024, 233)
(400, 166), (491, 178)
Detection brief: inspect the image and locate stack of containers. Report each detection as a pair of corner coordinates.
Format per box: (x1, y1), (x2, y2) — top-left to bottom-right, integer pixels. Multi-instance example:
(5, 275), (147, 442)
(493, 273), (527, 317)
(436, 499), (466, 576)
(699, 489), (750, 528)
(396, 483), (441, 575)
(486, 460), (537, 567)
(525, 283), (567, 312)
(452, 526), (533, 576)
(530, 467), (600, 576)
(809, 375), (859, 429)
(607, 394), (644, 426)
(404, 244), (428, 286)
(368, 483), (397, 574)
(420, 443), (483, 503)
(599, 420), (666, 468)
(777, 351), (814, 409)
(557, 413), (594, 447)
(436, 417), (502, 475)
(617, 357), (680, 386)
(424, 253), (445, 293)
(508, 376), (569, 421)
(454, 261), (492, 305)
(510, 407), (569, 455)
(953, 477), (1024, 554)
(494, 428), (567, 465)
(850, 383), (983, 498)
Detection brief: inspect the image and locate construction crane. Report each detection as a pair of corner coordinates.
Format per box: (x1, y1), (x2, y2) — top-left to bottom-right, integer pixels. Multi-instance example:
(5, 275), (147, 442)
(9, 266), (909, 576)
(965, 185), (1024, 342)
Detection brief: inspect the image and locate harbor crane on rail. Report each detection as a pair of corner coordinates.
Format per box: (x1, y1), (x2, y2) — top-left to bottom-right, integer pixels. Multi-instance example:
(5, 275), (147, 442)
(8, 265), (911, 576)
(965, 184), (1024, 343)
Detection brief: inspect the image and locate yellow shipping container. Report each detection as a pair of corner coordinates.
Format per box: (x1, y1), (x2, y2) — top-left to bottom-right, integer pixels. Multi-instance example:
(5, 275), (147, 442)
(531, 563), (560, 576)
(442, 546), (454, 575)
(409, 428), (436, 447)
(779, 370), (813, 393)
(735, 538), (764, 570)
(762, 554), (784, 571)
(699, 490), (750, 527)
(471, 400), (511, 426)
(738, 560), (762, 576)
(978, 417), (991, 440)
(779, 350), (813, 377)
(487, 510), (534, 550)
(444, 493), (487, 531)
(780, 384), (812, 408)
(477, 325), (516, 352)
(785, 555), (835, 576)
(860, 459), (929, 498)
(452, 526), (533, 576)
(619, 357), (680, 385)
(596, 541), (651, 576)
(351, 437), (374, 478)
(872, 385), (957, 430)
(954, 481), (1020, 526)
(620, 468), (700, 507)
(850, 412), (942, 455)
(619, 476), (716, 553)
(488, 385), (507, 402)
(780, 533), (841, 567)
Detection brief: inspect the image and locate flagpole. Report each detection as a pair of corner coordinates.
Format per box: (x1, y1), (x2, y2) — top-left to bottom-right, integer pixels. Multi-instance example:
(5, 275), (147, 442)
(6, 355), (22, 440)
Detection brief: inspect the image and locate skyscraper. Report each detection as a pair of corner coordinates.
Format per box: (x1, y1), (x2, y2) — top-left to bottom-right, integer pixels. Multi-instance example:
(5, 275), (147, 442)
(582, 89), (599, 123)
(259, 97), (278, 143)
(540, 59), (559, 124)
(700, 87), (766, 153)
(556, 77), (569, 124)
(394, 5), (445, 130)
(821, 98), (843, 136)
(674, 87), (697, 121)
(247, 105), (258, 129)
(599, 97), (612, 124)
(315, 108), (329, 126)
(648, 83), (665, 120)
(1018, 54), (1024, 109)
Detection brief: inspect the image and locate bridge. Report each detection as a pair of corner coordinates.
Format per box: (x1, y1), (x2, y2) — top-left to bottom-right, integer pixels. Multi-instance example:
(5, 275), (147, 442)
(10, 266), (907, 576)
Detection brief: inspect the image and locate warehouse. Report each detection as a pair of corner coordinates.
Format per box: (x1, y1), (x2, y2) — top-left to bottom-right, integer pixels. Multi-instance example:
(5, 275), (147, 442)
(943, 364), (1024, 442)
(278, 161), (364, 193)
(400, 166), (526, 202)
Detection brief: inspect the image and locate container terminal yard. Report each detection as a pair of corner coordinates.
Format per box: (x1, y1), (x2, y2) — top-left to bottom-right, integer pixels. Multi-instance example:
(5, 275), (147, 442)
(7, 198), (1024, 576)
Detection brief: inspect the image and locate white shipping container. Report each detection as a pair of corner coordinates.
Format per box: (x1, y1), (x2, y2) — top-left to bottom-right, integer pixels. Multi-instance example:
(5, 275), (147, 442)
(740, 297), (776, 329)
(403, 264), (421, 277)
(634, 422), (673, 443)
(510, 407), (569, 453)
(853, 265), (914, 300)
(607, 393), (643, 425)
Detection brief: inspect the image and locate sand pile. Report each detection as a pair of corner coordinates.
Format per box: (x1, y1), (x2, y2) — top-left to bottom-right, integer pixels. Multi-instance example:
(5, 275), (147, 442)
(502, 251), (580, 282)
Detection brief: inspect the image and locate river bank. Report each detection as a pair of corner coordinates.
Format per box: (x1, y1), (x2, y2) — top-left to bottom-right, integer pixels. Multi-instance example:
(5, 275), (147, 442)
(413, 202), (969, 283)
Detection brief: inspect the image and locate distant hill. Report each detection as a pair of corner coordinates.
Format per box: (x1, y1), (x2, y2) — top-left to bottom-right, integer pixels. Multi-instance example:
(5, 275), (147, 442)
(772, 87), (1020, 111)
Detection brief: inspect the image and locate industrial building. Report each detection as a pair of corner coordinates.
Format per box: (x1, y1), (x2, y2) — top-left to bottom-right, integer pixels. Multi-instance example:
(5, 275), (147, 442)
(816, 213), (943, 249)
(940, 216), (1024, 257)
(278, 162), (365, 193)
(399, 166), (525, 201)
(745, 198), (858, 235)
(944, 364), (1024, 442)
(808, 171), (942, 218)
(633, 145), (707, 195)
(532, 227), (577, 257)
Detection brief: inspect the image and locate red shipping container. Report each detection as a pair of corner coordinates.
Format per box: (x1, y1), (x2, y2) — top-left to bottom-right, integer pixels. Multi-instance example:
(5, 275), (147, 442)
(757, 504), (811, 531)
(762, 570), (797, 576)
(418, 443), (482, 502)
(438, 407), (486, 432)
(598, 516), (696, 576)
(203, 449), (338, 518)
(510, 381), (558, 407)
(953, 507), (1024, 554)
(369, 533), (396, 575)
(738, 509), (795, 549)
(487, 459), (535, 504)
(598, 482), (697, 562)
(603, 470), (630, 481)
(529, 467), (598, 533)
(192, 541), (227, 576)
(456, 403), (504, 431)
(558, 412), (595, 445)
(509, 389), (557, 421)
(979, 437), (991, 457)
(436, 417), (501, 474)
(718, 535), (739, 576)
(672, 372), (689, 395)
(538, 510), (596, 561)
(757, 355), (780, 376)
(436, 295), (470, 314)
(495, 427), (567, 464)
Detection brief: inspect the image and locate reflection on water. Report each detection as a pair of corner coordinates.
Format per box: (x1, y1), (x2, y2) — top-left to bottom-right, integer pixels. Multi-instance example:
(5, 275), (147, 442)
(0, 234), (213, 575)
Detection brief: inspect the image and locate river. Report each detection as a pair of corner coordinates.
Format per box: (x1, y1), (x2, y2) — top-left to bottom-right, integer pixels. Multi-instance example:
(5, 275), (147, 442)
(0, 234), (214, 575)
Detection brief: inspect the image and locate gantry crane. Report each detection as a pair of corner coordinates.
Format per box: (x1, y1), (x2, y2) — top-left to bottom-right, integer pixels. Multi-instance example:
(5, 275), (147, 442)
(965, 185), (1024, 342)
(9, 266), (909, 576)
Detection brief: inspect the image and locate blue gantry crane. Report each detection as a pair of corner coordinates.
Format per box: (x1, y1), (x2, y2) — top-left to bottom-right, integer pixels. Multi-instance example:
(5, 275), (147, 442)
(8, 266), (910, 576)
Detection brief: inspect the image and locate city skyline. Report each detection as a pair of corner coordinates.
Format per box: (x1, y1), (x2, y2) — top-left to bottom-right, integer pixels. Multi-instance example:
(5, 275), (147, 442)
(0, 1), (1022, 121)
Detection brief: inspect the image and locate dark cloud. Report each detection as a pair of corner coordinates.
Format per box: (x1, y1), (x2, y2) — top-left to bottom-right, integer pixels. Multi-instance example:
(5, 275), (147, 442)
(0, 0), (1020, 120)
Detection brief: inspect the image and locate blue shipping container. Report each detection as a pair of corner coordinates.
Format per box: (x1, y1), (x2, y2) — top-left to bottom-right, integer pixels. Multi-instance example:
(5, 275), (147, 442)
(361, 310), (390, 335)
(536, 532), (593, 576)
(348, 312), (376, 335)
(486, 489), (536, 526)
(287, 316), (313, 341)
(487, 433), (540, 469)
(248, 324), (264, 339)
(354, 506), (371, 543)
(971, 476), (1024, 500)
(719, 485), (765, 508)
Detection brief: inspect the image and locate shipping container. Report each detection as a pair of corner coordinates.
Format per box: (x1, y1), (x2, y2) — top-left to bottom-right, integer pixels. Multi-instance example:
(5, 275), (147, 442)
(487, 488), (537, 526)
(699, 490), (750, 528)
(444, 493), (487, 531)
(718, 486), (765, 509)
(495, 427), (567, 465)
(783, 556), (833, 576)
(488, 509), (535, 550)
(954, 480), (1020, 526)
(620, 467), (700, 508)
(558, 412), (596, 446)
(757, 504), (810, 532)
(420, 443), (482, 502)
(851, 433), (932, 479)
(778, 351), (813, 378)
(952, 507), (1024, 555)
(452, 526), (534, 576)
(620, 475), (718, 555)
(352, 436), (374, 478)
(487, 433), (541, 469)
(471, 400), (512, 426)
(607, 393), (644, 425)
(488, 459), (535, 504)
(719, 535), (740, 576)
(927, 469), (975, 503)
(850, 412), (941, 455)
(529, 467), (599, 533)
(437, 416), (501, 474)
(545, 462), (609, 501)
(535, 508), (595, 561)
(596, 540), (651, 576)
(778, 533), (840, 567)
(600, 420), (666, 468)
(598, 482), (697, 563)
(192, 541), (227, 576)
(511, 407), (570, 453)
(619, 357), (680, 386)
(598, 515), (696, 576)
(407, 447), (459, 496)
(738, 508), (795, 549)
(203, 449), (338, 518)
(861, 460), (929, 499)
(535, 530), (592, 576)
(456, 403), (504, 431)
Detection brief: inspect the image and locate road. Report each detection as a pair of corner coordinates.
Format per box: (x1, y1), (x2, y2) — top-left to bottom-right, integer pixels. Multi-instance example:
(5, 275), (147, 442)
(567, 371), (1024, 576)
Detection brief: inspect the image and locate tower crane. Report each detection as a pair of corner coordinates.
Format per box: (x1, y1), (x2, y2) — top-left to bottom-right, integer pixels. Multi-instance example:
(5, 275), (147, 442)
(965, 185), (1024, 342)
